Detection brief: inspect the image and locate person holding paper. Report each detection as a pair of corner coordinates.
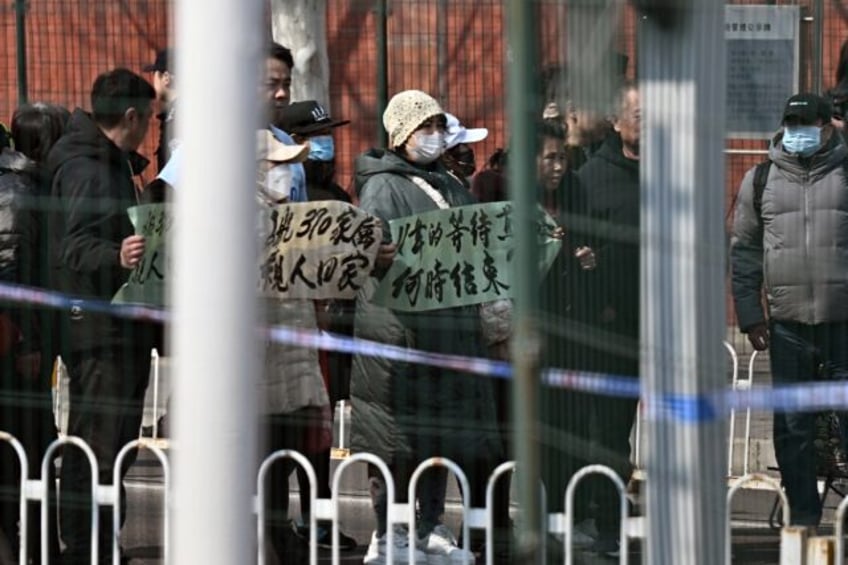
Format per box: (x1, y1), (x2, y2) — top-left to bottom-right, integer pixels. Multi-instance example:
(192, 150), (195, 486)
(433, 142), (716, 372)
(45, 68), (156, 565)
(254, 130), (338, 562)
(351, 89), (501, 565)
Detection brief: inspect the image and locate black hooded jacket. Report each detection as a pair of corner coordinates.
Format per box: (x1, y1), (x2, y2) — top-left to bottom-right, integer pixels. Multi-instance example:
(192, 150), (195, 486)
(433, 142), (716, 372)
(575, 133), (640, 375)
(46, 109), (150, 352)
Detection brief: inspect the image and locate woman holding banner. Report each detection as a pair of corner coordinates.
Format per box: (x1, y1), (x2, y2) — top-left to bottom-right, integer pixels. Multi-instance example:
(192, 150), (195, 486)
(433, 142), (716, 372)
(350, 89), (502, 565)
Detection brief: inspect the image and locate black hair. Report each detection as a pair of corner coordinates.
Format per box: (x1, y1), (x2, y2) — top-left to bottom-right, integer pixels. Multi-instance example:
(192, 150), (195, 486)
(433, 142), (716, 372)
(11, 103), (69, 165)
(90, 68), (155, 128)
(269, 42), (295, 70)
(536, 118), (567, 149)
(486, 148), (507, 170)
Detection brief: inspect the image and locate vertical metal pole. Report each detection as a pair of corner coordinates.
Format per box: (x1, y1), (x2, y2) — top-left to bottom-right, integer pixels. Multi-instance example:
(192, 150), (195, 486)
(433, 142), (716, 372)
(641, 1), (727, 563)
(506, 0), (541, 562)
(172, 0), (260, 563)
(14, 0), (28, 105)
(813, 0), (824, 93)
(437, 0), (448, 103)
(375, 0), (389, 147)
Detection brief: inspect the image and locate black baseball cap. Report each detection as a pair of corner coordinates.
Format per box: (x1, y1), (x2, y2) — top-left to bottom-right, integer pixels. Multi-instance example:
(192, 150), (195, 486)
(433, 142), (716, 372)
(143, 48), (171, 73)
(275, 101), (350, 136)
(782, 93), (832, 124)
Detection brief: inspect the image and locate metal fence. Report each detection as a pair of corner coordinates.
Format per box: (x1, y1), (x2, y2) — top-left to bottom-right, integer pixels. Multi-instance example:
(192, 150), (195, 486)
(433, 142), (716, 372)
(0, 339), (836, 564)
(0, 429), (815, 565)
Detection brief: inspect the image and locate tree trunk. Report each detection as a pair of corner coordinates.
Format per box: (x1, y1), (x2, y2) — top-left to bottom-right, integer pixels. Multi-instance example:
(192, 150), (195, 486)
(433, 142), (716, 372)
(269, 0), (330, 108)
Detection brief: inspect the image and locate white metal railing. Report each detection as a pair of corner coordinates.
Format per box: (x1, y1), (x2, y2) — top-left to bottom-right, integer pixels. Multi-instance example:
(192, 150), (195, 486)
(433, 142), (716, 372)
(726, 344), (762, 479)
(0, 432), (169, 565)
(256, 449), (320, 565)
(562, 464), (635, 565)
(833, 495), (848, 565)
(3, 433), (807, 564)
(725, 340), (740, 477)
(408, 458), (473, 564)
(727, 473), (790, 565)
(112, 440), (170, 564)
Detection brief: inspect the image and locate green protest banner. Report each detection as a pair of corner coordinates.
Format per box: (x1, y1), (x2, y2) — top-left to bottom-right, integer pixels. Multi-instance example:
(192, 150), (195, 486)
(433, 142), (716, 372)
(372, 202), (562, 311)
(258, 201), (383, 300)
(113, 203), (171, 306)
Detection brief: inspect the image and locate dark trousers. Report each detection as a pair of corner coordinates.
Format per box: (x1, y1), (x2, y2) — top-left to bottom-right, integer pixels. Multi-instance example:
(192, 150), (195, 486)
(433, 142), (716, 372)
(59, 346), (150, 564)
(263, 410), (326, 558)
(557, 327), (638, 539)
(769, 320), (848, 526)
(584, 394), (638, 536)
(366, 459), (447, 538)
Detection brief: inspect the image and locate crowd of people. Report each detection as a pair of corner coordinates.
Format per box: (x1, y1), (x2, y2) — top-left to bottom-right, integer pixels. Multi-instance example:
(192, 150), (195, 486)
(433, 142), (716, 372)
(0, 37), (846, 565)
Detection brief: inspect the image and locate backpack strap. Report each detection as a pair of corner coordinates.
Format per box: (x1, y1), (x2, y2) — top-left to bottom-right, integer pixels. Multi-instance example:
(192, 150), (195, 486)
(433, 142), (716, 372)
(752, 160), (771, 221)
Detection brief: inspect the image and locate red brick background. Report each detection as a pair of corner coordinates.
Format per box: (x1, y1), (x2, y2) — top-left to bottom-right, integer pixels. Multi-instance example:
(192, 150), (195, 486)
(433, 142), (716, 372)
(0, 0), (845, 328)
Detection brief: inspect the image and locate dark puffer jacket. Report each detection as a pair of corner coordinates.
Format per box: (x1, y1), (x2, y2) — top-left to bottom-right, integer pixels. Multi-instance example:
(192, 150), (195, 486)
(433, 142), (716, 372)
(0, 149), (39, 285)
(0, 149), (50, 354)
(349, 149), (501, 464)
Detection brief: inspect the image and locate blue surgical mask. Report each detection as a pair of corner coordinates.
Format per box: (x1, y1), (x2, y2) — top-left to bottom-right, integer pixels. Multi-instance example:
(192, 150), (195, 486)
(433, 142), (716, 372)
(308, 135), (335, 161)
(783, 125), (822, 157)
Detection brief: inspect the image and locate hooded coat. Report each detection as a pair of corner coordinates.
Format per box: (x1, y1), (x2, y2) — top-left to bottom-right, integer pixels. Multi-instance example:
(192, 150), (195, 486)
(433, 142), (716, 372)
(45, 109), (152, 353)
(0, 149), (40, 287)
(732, 128), (848, 329)
(349, 149), (501, 464)
(575, 133), (640, 377)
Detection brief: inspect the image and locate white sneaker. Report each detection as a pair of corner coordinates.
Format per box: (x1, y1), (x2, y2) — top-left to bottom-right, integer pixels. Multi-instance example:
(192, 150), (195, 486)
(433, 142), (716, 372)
(418, 524), (476, 565)
(364, 526), (428, 564)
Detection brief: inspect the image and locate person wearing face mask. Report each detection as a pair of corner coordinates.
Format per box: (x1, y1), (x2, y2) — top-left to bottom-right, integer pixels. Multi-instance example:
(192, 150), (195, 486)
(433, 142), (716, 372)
(272, 100), (360, 551)
(351, 90), (501, 565)
(274, 100), (351, 203)
(254, 130), (339, 563)
(732, 92), (848, 529)
(440, 112), (488, 188)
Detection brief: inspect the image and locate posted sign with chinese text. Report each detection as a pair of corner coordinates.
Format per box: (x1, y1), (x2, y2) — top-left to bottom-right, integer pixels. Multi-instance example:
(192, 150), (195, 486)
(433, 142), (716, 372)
(113, 203), (171, 306)
(259, 201), (382, 300)
(725, 5), (799, 137)
(372, 202), (562, 311)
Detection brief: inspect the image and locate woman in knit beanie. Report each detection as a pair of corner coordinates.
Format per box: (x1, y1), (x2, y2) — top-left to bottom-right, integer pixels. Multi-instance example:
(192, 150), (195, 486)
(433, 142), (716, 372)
(350, 90), (502, 565)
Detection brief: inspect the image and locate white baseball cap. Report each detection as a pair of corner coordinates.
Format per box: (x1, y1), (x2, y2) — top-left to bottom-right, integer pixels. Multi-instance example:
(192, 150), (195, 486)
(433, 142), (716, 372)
(444, 112), (489, 149)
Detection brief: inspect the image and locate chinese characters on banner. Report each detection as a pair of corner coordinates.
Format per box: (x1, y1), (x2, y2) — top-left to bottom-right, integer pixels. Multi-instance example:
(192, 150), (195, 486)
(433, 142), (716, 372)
(372, 202), (562, 311)
(258, 201), (383, 300)
(113, 203), (172, 306)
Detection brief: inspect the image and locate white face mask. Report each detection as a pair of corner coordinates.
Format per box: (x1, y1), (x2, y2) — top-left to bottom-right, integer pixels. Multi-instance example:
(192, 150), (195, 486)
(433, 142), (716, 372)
(260, 164), (293, 202)
(408, 131), (445, 164)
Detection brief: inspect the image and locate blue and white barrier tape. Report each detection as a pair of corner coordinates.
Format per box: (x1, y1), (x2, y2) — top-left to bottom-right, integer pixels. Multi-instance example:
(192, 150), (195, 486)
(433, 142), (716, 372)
(2, 281), (848, 420)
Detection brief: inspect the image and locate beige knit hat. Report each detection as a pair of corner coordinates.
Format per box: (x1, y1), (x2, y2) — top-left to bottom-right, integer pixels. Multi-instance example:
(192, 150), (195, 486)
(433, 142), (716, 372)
(383, 90), (444, 149)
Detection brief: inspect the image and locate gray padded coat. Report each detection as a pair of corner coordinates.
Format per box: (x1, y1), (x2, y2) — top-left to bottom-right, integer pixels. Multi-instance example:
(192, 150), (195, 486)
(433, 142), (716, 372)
(731, 130), (848, 330)
(349, 149), (501, 464)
